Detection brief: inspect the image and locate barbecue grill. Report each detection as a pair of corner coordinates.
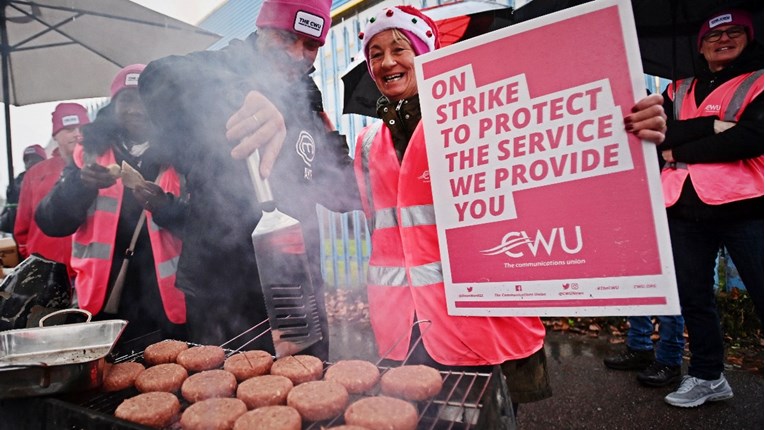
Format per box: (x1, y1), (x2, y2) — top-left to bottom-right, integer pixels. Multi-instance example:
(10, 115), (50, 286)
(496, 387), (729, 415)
(0, 337), (515, 430)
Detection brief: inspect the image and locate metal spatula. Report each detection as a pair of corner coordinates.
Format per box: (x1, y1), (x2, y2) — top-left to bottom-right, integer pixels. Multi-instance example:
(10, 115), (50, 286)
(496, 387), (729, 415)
(246, 151), (323, 357)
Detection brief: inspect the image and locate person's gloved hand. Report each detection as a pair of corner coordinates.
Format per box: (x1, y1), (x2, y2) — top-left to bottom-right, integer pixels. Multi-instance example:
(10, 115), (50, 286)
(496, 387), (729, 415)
(133, 181), (169, 212)
(225, 90), (286, 178)
(80, 163), (117, 190)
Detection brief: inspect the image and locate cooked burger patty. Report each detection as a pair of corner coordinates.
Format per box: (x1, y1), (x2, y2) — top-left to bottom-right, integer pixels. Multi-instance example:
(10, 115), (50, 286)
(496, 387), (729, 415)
(114, 391), (180, 429)
(134, 363), (188, 393)
(142, 340), (188, 365)
(286, 380), (349, 422)
(177, 345), (226, 372)
(233, 405), (301, 430)
(270, 354), (323, 385)
(344, 396), (418, 430)
(380, 364), (443, 401)
(180, 397), (248, 430)
(236, 374), (294, 409)
(224, 350), (273, 382)
(102, 361), (145, 392)
(181, 369), (238, 403)
(324, 360), (380, 394)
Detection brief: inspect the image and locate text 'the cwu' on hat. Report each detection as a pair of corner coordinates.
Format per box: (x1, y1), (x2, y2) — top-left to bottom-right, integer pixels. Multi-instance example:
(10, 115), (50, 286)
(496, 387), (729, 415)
(697, 9), (754, 49)
(255, 0), (332, 46)
(51, 103), (90, 136)
(110, 64), (146, 98)
(23, 144), (47, 161)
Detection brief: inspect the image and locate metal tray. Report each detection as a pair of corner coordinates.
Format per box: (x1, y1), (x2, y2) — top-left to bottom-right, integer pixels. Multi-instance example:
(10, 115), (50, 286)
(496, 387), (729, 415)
(0, 318), (127, 368)
(0, 309), (127, 398)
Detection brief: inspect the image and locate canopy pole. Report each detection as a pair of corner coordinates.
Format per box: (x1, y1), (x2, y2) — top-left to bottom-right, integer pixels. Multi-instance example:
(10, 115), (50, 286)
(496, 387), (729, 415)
(1, 0), (15, 186)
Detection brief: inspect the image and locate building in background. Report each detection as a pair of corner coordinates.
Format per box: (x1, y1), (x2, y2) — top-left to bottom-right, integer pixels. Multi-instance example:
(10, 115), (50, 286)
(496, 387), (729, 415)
(195, 0), (671, 290)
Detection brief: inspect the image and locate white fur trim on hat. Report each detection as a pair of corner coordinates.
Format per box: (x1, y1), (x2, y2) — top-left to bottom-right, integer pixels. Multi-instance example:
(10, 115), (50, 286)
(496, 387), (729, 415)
(361, 7), (437, 61)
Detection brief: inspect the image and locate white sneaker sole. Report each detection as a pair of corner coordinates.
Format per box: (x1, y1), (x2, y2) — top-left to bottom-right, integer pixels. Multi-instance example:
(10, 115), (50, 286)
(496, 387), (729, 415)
(665, 391), (734, 408)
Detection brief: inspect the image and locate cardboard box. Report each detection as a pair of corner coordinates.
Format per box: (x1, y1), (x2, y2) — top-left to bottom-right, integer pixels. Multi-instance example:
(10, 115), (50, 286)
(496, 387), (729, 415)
(0, 236), (19, 268)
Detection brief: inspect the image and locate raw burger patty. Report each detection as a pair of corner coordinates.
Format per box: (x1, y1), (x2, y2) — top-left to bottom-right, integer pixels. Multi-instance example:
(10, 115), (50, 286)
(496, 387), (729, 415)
(224, 350), (273, 382)
(134, 363), (188, 393)
(181, 369), (238, 403)
(344, 396), (418, 430)
(180, 397), (248, 430)
(114, 391), (180, 429)
(233, 405), (301, 430)
(286, 380), (349, 422)
(324, 359), (380, 394)
(102, 361), (145, 392)
(380, 364), (443, 401)
(270, 354), (323, 385)
(177, 345), (226, 372)
(142, 340), (188, 365)
(237, 374), (294, 409)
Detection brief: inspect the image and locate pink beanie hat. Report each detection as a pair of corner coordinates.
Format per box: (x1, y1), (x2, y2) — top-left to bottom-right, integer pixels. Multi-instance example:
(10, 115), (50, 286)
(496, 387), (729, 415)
(110, 64), (145, 98)
(255, 0), (332, 46)
(23, 144), (47, 161)
(51, 103), (90, 136)
(697, 9), (754, 49)
(359, 6), (441, 77)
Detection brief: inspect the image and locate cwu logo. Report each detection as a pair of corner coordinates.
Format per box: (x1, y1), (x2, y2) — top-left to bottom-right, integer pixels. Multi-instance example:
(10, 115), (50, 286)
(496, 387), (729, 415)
(295, 130), (315, 167)
(480, 226), (584, 258)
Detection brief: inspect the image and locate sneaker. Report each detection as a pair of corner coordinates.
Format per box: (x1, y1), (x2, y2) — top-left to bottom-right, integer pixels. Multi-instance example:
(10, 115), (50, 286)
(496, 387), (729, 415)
(637, 361), (681, 387)
(664, 375), (734, 408)
(603, 348), (654, 371)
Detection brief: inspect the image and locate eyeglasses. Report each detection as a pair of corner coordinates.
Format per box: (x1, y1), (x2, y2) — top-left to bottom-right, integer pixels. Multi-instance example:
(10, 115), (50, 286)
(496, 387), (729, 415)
(702, 27), (746, 43)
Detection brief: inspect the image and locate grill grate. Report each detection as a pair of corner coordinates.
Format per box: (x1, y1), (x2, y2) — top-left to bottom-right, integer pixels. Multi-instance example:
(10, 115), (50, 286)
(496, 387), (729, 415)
(306, 368), (497, 430)
(40, 343), (513, 430)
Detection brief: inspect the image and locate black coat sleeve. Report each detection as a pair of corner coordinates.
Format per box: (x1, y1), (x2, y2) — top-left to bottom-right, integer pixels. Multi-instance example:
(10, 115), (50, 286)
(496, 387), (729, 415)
(34, 164), (98, 237)
(313, 130), (362, 213)
(661, 86), (764, 163)
(149, 192), (188, 236)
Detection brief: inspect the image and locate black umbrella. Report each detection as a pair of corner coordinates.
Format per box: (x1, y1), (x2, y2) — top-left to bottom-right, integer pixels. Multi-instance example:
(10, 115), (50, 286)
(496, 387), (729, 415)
(512, 0), (763, 80)
(0, 0), (220, 184)
(341, 1), (513, 117)
(342, 0), (762, 117)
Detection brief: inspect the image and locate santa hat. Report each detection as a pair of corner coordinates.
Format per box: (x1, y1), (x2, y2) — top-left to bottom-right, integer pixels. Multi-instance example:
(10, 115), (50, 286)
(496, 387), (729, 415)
(255, 0), (332, 46)
(359, 5), (441, 70)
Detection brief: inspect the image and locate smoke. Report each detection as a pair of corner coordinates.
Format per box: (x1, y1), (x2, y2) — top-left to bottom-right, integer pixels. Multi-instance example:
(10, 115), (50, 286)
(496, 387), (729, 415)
(136, 29), (362, 349)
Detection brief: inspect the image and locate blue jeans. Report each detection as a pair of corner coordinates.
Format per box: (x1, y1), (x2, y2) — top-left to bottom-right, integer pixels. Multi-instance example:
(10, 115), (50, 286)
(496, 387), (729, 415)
(626, 315), (684, 366)
(669, 217), (764, 380)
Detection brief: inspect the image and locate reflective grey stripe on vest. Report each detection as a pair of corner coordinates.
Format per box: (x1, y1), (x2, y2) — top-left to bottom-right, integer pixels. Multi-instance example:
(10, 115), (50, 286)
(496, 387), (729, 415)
(72, 241), (111, 260)
(149, 218), (160, 232)
(374, 207), (398, 230)
(87, 195), (119, 217)
(361, 122), (383, 233)
(368, 265), (407, 287)
(400, 204), (435, 227)
(723, 70), (764, 121)
(157, 256), (179, 279)
(410, 261), (443, 286)
(368, 261), (443, 287)
(673, 78), (694, 120)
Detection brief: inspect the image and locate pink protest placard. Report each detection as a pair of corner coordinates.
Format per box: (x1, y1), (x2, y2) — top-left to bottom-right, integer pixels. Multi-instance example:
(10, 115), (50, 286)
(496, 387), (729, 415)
(415, 0), (679, 316)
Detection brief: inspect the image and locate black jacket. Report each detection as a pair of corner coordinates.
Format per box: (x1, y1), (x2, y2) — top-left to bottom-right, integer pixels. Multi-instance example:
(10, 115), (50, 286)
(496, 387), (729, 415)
(138, 33), (359, 349)
(660, 43), (763, 221)
(34, 104), (185, 341)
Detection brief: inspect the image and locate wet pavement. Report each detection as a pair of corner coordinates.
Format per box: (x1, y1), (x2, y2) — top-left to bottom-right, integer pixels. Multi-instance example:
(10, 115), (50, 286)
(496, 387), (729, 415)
(329, 320), (764, 430)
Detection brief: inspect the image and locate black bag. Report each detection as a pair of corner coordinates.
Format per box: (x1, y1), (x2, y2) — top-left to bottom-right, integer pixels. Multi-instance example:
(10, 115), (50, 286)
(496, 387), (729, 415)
(0, 253), (72, 331)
